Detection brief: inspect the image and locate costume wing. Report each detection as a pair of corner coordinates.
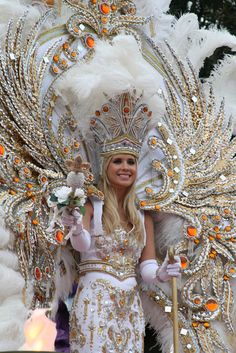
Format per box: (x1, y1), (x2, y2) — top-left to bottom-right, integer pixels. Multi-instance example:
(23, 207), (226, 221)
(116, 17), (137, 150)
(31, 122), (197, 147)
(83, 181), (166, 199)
(0, 10), (94, 307)
(136, 39), (236, 353)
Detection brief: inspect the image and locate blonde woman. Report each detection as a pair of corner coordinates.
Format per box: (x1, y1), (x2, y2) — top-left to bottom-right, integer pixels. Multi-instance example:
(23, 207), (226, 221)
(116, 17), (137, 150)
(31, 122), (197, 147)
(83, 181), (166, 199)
(62, 152), (181, 353)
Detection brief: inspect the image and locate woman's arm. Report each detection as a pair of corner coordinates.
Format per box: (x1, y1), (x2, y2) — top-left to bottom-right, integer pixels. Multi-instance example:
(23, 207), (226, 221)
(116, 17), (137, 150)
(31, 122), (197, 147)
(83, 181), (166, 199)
(140, 212), (156, 262)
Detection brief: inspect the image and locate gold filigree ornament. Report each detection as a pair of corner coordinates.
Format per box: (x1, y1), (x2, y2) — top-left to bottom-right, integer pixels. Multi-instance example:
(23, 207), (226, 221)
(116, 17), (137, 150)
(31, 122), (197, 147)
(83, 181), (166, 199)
(137, 37), (236, 352)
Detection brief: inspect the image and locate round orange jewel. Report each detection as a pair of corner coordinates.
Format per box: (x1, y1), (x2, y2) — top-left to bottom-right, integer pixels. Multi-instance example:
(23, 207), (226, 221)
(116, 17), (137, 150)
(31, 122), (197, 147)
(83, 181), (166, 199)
(9, 189), (16, 196)
(151, 138), (157, 146)
(27, 191), (33, 197)
(214, 226), (219, 232)
(205, 299), (219, 312)
(53, 67), (59, 74)
(140, 201), (146, 207)
(32, 219), (39, 226)
(225, 226), (231, 232)
(63, 147), (70, 154)
(167, 170), (174, 177)
(71, 51), (77, 58)
(86, 36), (95, 49)
(24, 168), (29, 175)
(102, 28), (108, 34)
(13, 176), (20, 183)
(0, 145), (5, 156)
(145, 187), (153, 194)
(74, 142), (80, 148)
(123, 107), (130, 114)
(63, 42), (69, 50)
(230, 237), (236, 242)
(216, 234), (222, 240)
(192, 322), (199, 328)
(26, 183), (33, 189)
(229, 267), (236, 274)
(155, 205), (161, 211)
(224, 275), (229, 281)
(73, 27), (79, 33)
(187, 226), (197, 237)
(194, 239), (200, 245)
(209, 253), (216, 259)
(180, 256), (188, 269)
(53, 55), (59, 63)
(214, 215), (221, 221)
(201, 214), (208, 221)
(100, 3), (110, 14)
(101, 17), (108, 24)
(56, 230), (64, 243)
(208, 235), (215, 241)
(143, 106), (149, 113)
(61, 59), (67, 66)
(41, 176), (47, 183)
(102, 106), (109, 113)
(14, 157), (21, 164)
(91, 0), (97, 4)
(224, 209), (230, 214)
(203, 322), (210, 328)
(194, 298), (201, 305)
(95, 110), (100, 116)
(111, 4), (117, 11)
(90, 119), (96, 126)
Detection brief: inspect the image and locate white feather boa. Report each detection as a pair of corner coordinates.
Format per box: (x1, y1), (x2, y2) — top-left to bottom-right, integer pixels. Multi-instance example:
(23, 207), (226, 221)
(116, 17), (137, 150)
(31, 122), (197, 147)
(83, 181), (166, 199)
(0, 216), (28, 350)
(55, 34), (165, 135)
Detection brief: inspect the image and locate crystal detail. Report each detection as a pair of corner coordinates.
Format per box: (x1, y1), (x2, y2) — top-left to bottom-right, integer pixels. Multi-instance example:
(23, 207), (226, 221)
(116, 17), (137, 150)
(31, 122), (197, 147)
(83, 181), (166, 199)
(157, 88), (163, 95)
(174, 167), (180, 173)
(165, 306), (172, 313)
(183, 191), (189, 197)
(180, 328), (188, 335)
(220, 174), (227, 181)
(173, 155), (177, 160)
(190, 148), (196, 155)
(43, 56), (49, 63)
(79, 24), (85, 31)
(187, 344), (192, 349)
(192, 95), (197, 103)
(169, 188), (174, 193)
(9, 53), (16, 60)
(167, 138), (173, 145)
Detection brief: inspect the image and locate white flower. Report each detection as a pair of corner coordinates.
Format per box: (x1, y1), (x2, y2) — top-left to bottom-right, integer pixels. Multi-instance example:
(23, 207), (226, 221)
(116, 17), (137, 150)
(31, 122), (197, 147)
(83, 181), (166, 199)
(74, 188), (85, 198)
(55, 186), (72, 203)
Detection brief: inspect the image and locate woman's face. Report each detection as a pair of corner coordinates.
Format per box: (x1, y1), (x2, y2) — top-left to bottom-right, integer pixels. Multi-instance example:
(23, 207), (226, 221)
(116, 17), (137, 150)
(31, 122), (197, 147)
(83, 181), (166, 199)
(106, 154), (137, 189)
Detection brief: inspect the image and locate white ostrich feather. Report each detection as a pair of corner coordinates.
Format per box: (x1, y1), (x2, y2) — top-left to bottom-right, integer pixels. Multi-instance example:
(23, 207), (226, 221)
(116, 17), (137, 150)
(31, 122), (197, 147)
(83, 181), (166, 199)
(0, 249), (20, 270)
(205, 55), (236, 134)
(55, 34), (165, 135)
(135, 0), (171, 16)
(187, 28), (236, 73)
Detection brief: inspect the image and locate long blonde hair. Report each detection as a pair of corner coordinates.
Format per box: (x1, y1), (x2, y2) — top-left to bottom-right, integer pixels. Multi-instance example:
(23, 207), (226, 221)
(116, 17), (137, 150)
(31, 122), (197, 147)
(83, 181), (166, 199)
(98, 155), (144, 244)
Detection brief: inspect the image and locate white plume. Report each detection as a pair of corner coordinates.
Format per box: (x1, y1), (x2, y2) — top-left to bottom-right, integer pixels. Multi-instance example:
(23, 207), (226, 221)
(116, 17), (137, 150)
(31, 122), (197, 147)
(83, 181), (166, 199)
(0, 216), (28, 350)
(55, 34), (165, 134)
(205, 55), (236, 134)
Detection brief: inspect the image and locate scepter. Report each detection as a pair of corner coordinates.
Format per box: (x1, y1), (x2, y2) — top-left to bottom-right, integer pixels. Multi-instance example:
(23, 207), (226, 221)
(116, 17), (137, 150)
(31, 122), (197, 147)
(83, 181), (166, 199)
(168, 246), (179, 353)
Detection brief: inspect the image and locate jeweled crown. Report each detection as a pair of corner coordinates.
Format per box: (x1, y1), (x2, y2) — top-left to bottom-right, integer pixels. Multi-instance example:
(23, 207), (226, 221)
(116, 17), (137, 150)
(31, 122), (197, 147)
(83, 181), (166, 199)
(89, 91), (152, 157)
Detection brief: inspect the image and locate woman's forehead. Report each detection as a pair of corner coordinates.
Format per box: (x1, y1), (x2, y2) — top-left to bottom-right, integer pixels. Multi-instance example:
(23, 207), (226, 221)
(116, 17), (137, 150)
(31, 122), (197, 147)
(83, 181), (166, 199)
(110, 153), (136, 160)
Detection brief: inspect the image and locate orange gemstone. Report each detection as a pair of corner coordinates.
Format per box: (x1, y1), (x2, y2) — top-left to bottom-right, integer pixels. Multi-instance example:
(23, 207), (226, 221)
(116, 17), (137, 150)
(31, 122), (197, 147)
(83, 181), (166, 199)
(32, 219), (39, 225)
(209, 253), (216, 259)
(31, 196), (36, 202)
(14, 157), (21, 164)
(216, 234), (222, 240)
(86, 36), (95, 48)
(91, 0), (96, 4)
(71, 51), (77, 58)
(140, 201), (146, 207)
(26, 183), (33, 189)
(214, 215), (221, 221)
(90, 119), (96, 126)
(123, 107), (130, 114)
(187, 226), (197, 237)
(101, 17), (108, 23)
(53, 66), (59, 73)
(180, 256), (188, 269)
(0, 145), (5, 156)
(225, 226), (231, 232)
(230, 237), (236, 242)
(201, 215), (207, 221)
(224, 209), (230, 214)
(56, 230), (64, 243)
(95, 110), (100, 116)
(19, 232), (25, 240)
(100, 3), (110, 14)
(53, 55), (59, 63)
(74, 142), (80, 148)
(192, 322), (199, 328)
(63, 42), (69, 50)
(63, 147), (69, 154)
(143, 106), (149, 113)
(27, 191), (33, 197)
(61, 59), (67, 66)
(155, 205), (161, 211)
(203, 322), (210, 328)
(229, 267), (236, 274)
(9, 189), (16, 195)
(205, 299), (219, 312)
(24, 168), (29, 175)
(194, 298), (201, 305)
(41, 176), (47, 183)
(214, 226), (219, 232)
(145, 187), (153, 194)
(73, 27), (79, 33)
(35, 267), (42, 281)
(103, 106), (109, 113)
(151, 138), (157, 146)
(224, 275), (229, 281)
(167, 170), (174, 177)
(13, 176), (20, 183)
(111, 3), (117, 11)
(194, 239), (200, 245)
(208, 235), (215, 241)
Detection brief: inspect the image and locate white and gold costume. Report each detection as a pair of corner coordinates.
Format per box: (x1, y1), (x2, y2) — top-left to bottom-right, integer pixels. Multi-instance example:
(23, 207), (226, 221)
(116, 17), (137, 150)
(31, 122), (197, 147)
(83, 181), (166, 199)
(70, 200), (145, 353)
(0, 1), (236, 352)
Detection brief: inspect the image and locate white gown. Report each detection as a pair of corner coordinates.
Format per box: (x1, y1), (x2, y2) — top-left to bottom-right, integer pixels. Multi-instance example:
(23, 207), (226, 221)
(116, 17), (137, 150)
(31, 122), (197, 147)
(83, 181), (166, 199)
(69, 199), (146, 353)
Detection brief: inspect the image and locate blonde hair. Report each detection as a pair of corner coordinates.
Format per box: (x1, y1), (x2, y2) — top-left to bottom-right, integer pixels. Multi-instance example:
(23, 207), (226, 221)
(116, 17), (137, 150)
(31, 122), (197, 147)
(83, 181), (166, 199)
(98, 155), (144, 244)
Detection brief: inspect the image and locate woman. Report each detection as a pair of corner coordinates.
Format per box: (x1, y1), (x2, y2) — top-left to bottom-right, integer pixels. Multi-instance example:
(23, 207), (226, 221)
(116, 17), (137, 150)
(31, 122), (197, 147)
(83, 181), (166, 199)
(62, 152), (181, 353)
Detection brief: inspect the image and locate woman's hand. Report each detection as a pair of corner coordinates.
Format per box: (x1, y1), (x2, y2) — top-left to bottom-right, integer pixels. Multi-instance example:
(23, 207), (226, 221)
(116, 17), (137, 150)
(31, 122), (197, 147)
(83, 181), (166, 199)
(61, 208), (82, 228)
(156, 253), (181, 282)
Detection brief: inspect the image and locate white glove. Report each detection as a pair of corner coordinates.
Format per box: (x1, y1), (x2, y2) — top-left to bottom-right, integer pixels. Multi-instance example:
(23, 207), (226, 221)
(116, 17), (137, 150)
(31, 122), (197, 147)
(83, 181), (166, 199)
(61, 208), (91, 252)
(157, 253), (181, 282)
(140, 259), (159, 284)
